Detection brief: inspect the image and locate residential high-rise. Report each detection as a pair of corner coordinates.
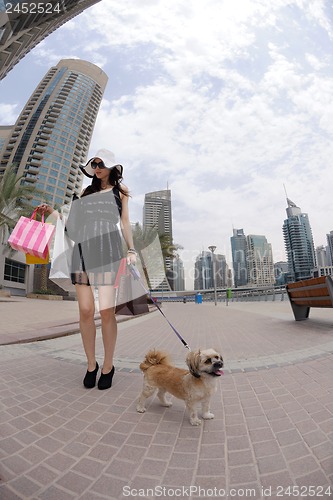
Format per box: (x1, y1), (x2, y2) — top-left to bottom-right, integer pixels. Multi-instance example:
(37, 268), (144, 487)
(282, 199), (316, 282)
(246, 234), (275, 286)
(0, 0), (101, 80)
(143, 189), (173, 292)
(230, 228), (248, 287)
(0, 58), (107, 296)
(0, 58), (108, 207)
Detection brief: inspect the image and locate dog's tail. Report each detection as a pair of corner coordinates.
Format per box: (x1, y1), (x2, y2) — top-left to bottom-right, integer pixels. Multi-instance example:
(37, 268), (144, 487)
(139, 350), (171, 372)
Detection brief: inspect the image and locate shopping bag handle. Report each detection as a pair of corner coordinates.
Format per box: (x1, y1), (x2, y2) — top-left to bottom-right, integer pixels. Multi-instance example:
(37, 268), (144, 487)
(30, 208), (44, 224)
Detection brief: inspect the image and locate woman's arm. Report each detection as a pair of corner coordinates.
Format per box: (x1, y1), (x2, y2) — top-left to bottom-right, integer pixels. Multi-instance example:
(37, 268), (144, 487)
(119, 187), (137, 265)
(36, 204), (59, 223)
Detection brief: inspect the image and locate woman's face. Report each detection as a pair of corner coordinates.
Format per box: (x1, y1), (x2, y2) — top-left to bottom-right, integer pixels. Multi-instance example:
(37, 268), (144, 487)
(92, 157), (110, 182)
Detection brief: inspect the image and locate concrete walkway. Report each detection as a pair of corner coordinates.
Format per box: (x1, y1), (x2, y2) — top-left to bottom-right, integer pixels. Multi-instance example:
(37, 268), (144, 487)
(0, 297), (332, 499)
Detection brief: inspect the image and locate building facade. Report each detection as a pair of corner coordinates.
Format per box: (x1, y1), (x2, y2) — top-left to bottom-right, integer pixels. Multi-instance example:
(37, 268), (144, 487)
(282, 199), (316, 282)
(246, 234), (275, 286)
(0, 58), (107, 295)
(230, 228), (248, 287)
(0, 0), (101, 80)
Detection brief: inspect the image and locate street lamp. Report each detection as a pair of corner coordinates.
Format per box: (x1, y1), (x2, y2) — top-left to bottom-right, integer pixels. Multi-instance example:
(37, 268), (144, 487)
(208, 245), (217, 306)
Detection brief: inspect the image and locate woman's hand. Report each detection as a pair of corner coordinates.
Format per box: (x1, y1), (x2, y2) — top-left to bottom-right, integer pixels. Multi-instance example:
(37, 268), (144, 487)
(127, 251), (137, 266)
(36, 204), (53, 215)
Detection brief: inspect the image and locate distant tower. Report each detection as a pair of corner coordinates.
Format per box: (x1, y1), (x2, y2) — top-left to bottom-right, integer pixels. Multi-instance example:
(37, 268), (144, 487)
(0, 0), (101, 80)
(246, 234), (275, 286)
(194, 251), (211, 290)
(282, 198), (316, 281)
(230, 228), (248, 287)
(0, 59), (108, 206)
(194, 250), (227, 290)
(327, 231), (333, 266)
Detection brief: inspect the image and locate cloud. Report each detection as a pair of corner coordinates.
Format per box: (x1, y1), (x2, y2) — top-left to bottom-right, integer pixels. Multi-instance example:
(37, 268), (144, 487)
(0, 103), (18, 124)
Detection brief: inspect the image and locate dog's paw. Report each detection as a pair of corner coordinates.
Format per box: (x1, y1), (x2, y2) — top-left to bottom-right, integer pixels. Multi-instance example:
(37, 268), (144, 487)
(161, 401), (172, 408)
(202, 412), (214, 420)
(136, 405), (146, 413)
(190, 418), (202, 426)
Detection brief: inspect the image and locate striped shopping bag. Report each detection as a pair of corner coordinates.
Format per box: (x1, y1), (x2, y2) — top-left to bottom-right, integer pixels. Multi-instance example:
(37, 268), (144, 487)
(8, 209), (55, 259)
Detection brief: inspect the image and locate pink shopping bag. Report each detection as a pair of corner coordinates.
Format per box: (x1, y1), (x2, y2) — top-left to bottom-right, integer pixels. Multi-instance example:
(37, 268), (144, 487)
(8, 209), (55, 259)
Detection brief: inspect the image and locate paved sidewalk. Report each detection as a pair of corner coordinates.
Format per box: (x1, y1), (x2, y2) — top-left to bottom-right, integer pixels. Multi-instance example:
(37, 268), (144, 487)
(0, 298), (332, 499)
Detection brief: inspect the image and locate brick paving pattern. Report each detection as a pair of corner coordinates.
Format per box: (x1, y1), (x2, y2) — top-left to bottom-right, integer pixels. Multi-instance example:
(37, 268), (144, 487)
(0, 298), (332, 499)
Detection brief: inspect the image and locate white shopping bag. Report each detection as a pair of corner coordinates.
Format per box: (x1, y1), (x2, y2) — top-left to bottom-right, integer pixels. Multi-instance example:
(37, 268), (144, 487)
(49, 216), (75, 292)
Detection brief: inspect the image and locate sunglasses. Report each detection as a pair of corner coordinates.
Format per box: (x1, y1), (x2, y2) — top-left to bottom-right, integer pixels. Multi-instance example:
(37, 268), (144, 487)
(91, 160), (106, 169)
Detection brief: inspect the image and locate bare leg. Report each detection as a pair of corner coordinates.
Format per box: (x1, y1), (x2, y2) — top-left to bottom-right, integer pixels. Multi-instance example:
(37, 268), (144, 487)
(75, 284), (96, 371)
(98, 286), (117, 374)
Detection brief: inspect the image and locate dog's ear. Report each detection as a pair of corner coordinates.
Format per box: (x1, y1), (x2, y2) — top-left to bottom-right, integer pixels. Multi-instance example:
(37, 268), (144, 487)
(186, 350), (201, 378)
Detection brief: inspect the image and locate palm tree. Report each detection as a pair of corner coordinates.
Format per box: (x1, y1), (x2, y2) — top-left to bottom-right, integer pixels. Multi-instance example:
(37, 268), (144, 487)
(0, 165), (44, 244)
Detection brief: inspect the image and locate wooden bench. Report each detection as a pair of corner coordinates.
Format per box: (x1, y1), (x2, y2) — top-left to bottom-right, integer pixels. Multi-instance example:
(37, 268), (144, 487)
(286, 276), (333, 321)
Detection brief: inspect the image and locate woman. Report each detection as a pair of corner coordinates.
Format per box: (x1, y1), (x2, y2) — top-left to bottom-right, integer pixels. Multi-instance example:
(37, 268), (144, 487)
(38, 150), (136, 390)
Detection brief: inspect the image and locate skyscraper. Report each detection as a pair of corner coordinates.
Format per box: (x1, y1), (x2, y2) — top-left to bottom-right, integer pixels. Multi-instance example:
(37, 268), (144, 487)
(170, 255), (185, 291)
(282, 198), (316, 282)
(143, 189), (173, 239)
(143, 189), (173, 291)
(246, 234), (275, 286)
(230, 228), (248, 287)
(0, 58), (108, 207)
(0, 0), (101, 80)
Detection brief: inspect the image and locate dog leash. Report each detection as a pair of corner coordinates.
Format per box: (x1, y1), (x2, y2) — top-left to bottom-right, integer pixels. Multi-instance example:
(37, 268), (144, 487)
(128, 264), (191, 351)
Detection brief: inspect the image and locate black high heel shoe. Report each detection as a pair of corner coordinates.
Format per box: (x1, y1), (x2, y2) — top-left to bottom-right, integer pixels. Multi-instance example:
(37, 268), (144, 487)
(98, 366), (115, 390)
(83, 362), (99, 388)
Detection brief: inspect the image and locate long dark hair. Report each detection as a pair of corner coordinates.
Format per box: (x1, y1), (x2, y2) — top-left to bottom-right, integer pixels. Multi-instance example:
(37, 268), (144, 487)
(81, 165), (129, 198)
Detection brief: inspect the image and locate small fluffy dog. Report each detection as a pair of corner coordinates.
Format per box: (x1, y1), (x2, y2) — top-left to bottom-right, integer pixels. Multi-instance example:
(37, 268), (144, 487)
(136, 348), (224, 426)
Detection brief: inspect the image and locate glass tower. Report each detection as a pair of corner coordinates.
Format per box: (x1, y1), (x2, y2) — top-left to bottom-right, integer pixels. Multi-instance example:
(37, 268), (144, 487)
(282, 198), (316, 282)
(0, 58), (108, 207)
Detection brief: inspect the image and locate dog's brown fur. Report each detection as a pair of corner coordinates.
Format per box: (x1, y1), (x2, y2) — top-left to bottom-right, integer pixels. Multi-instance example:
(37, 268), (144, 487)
(136, 348), (224, 426)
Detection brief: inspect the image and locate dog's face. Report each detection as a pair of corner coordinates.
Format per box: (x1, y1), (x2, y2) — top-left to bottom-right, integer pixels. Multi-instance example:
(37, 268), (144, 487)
(186, 348), (224, 379)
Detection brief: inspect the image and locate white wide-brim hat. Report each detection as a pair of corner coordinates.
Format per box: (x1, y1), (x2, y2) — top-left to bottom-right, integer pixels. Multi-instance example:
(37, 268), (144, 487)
(79, 149), (122, 178)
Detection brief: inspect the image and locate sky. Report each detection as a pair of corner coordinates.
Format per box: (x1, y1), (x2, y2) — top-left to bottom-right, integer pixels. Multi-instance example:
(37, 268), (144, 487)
(1, 0), (333, 286)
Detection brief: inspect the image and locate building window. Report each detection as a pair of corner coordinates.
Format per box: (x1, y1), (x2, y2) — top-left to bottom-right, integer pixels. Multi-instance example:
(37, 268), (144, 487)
(4, 259), (26, 284)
